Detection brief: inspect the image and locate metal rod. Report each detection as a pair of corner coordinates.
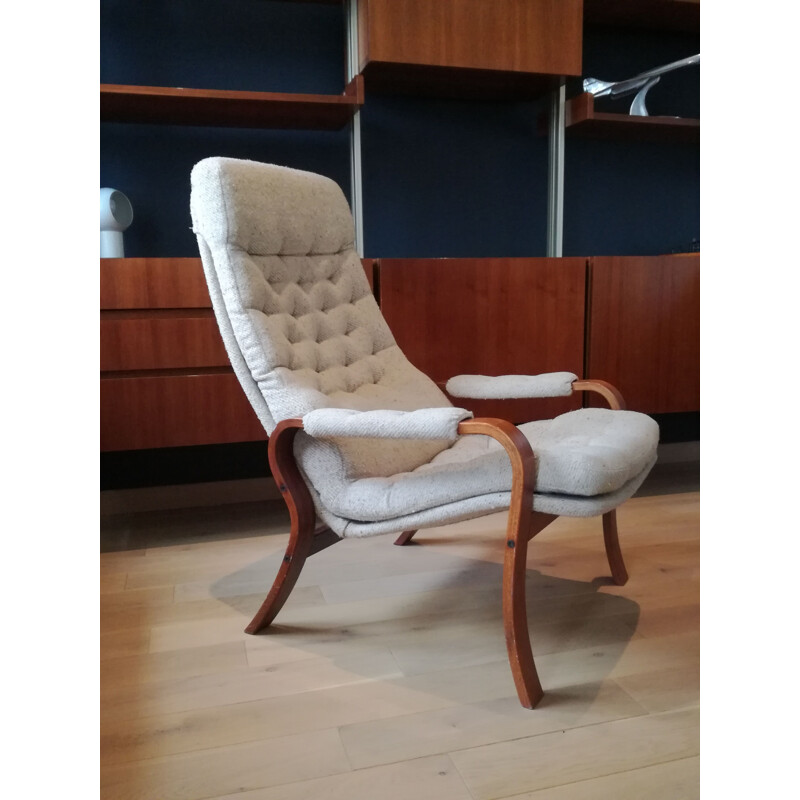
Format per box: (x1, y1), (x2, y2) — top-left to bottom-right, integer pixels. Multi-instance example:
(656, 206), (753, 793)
(345, 0), (364, 255)
(546, 83), (565, 257)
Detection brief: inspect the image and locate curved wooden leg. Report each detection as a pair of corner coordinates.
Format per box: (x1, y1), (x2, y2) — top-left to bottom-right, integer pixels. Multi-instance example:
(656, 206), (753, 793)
(393, 529), (417, 546)
(245, 420), (319, 635)
(602, 509), (628, 586)
(459, 419), (557, 709)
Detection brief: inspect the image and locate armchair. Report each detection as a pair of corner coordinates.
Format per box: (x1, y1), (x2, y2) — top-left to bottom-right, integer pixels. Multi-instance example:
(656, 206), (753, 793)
(190, 157), (659, 709)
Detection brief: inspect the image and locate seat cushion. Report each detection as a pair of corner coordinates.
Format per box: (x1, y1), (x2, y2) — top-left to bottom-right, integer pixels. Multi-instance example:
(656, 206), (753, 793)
(298, 407), (659, 523)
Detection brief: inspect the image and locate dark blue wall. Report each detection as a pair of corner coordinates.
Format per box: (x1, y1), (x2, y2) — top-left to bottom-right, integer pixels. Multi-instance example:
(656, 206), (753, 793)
(100, 1), (699, 260)
(564, 26), (700, 256)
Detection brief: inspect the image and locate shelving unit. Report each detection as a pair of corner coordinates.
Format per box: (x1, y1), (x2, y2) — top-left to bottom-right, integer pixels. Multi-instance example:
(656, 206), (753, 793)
(100, 77), (364, 130)
(565, 92), (699, 143)
(100, 0), (700, 465)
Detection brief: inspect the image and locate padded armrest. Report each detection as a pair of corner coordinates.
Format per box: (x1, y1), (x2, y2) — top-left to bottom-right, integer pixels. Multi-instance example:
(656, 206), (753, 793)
(302, 407), (473, 442)
(446, 372), (578, 400)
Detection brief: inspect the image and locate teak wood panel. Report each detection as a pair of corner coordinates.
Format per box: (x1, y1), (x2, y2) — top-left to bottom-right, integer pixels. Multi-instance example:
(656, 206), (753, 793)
(377, 258), (587, 422)
(586, 254), (699, 414)
(100, 314), (230, 372)
(100, 257), (375, 310)
(100, 259), (212, 310)
(100, 257), (377, 450)
(358, 0), (583, 97)
(100, 373), (266, 451)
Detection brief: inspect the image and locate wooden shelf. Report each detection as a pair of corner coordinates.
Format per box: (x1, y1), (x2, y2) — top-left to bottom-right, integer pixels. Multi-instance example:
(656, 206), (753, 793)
(100, 76), (364, 130)
(584, 0), (700, 33)
(565, 93), (699, 144)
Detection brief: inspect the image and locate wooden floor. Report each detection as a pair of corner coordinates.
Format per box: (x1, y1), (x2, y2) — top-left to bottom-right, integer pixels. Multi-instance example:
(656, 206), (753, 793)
(101, 475), (699, 799)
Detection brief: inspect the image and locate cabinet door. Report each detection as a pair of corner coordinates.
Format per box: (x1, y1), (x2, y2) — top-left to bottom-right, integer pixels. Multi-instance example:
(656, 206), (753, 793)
(587, 254), (700, 413)
(377, 258), (587, 422)
(358, 0), (583, 97)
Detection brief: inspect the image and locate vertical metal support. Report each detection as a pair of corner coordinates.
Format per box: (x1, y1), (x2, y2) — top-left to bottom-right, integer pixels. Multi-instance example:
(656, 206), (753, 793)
(345, 0), (364, 256)
(546, 83), (566, 257)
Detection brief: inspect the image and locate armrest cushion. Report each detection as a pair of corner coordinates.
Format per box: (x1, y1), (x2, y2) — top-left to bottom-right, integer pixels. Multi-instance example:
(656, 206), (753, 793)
(446, 372), (578, 400)
(302, 407), (473, 442)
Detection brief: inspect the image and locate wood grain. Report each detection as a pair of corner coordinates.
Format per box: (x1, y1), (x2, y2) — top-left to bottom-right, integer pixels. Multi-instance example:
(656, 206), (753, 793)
(100, 258), (376, 450)
(377, 258), (586, 422)
(100, 76), (364, 130)
(100, 373), (266, 451)
(100, 314), (229, 371)
(100, 490), (699, 799)
(586, 254), (700, 413)
(359, 0), (583, 75)
(100, 258), (212, 310)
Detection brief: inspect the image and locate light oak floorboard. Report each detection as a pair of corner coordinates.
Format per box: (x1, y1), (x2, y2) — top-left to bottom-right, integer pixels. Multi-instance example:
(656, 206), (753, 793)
(100, 727), (350, 800)
(449, 707), (700, 799)
(500, 756), (700, 800)
(102, 647), (404, 722)
(339, 680), (647, 770)
(100, 490), (699, 799)
(207, 754), (473, 800)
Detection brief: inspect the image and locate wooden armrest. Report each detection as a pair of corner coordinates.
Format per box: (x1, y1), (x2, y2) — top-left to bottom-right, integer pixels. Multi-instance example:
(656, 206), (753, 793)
(571, 380), (626, 410)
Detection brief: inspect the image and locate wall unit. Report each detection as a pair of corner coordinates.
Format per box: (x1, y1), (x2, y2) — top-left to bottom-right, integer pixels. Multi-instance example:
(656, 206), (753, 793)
(100, 1), (699, 480)
(100, 253), (699, 451)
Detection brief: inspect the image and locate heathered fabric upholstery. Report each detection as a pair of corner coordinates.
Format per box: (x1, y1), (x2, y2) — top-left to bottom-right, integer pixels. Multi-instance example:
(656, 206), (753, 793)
(303, 407), (473, 441)
(190, 157), (659, 538)
(447, 372), (578, 399)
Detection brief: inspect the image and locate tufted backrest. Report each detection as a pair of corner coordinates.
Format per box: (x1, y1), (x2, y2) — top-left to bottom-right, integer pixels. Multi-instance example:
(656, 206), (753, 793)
(190, 157), (453, 486)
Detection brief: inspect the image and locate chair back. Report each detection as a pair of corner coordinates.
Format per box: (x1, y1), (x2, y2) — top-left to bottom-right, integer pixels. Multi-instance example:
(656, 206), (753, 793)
(190, 157), (452, 481)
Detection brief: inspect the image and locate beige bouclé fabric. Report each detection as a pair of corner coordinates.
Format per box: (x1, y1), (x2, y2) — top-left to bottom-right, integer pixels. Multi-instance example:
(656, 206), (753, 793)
(446, 372), (578, 399)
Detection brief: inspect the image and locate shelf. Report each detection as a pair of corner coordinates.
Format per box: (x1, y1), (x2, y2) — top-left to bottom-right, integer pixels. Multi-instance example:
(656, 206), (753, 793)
(584, 0), (700, 33)
(565, 93), (699, 144)
(100, 76), (364, 130)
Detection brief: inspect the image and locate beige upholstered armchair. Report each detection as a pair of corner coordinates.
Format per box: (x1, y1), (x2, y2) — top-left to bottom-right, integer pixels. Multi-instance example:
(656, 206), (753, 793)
(190, 157), (659, 709)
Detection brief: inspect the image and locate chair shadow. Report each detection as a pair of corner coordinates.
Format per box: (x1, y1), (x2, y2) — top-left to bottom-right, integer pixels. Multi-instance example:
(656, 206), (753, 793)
(209, 528), (641, 714)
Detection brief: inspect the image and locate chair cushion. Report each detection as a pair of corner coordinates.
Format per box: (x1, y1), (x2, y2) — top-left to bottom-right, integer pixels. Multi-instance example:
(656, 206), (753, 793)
(298, 407), (659, 523)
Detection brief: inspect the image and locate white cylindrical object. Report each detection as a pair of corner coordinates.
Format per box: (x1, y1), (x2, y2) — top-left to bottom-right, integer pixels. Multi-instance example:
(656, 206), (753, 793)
(100, 188), (133, 258)
(100, 230), (125, 258)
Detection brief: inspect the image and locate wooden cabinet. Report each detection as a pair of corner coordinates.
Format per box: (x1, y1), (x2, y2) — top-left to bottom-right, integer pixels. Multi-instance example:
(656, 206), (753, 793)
(100, 254), (698, 452)
(377, 255), (699, 421)
(100, 257), (376, 451)
(357, 0), (583, 98)
(586, 254), (699, 414)
(100, 258), (266, 451)
(377, 258), (587, 422)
